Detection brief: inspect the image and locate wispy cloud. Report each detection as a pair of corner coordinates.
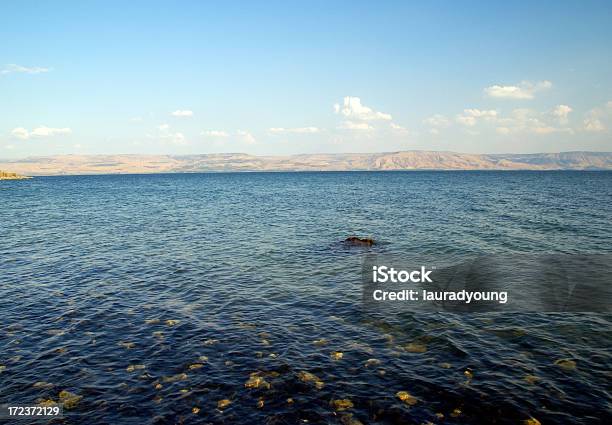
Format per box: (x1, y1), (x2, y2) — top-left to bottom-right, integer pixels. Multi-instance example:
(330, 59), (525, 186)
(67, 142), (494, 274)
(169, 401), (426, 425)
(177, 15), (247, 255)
(583, 101), (612, 132)
(1, 64), (52, 75)
(11, 126), (71, 139)
(484, 80), (552, 100)
(236, 130), (256, 144)
(456, 109), (497, 126)
(552, 104), (572, 124)
(170, 110), (193, 117)
(156, 124), (188, 145)
(201, 130), (229, 137)
(268, 127), (320, 134)
(338, 121), (373, 131)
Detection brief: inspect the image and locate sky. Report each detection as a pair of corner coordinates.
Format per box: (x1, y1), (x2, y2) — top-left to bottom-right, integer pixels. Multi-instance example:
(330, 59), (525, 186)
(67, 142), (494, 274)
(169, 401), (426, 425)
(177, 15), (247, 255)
(1, 0), (611, 158)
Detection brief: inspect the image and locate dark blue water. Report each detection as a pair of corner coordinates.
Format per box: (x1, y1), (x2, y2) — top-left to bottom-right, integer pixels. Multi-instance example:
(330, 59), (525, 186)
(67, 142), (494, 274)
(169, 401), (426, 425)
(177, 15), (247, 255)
(1, 171), (611, 424)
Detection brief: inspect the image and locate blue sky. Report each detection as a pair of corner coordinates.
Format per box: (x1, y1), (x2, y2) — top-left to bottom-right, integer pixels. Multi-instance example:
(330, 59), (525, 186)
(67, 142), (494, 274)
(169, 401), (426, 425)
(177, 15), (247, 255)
(1, 0), (611, 158)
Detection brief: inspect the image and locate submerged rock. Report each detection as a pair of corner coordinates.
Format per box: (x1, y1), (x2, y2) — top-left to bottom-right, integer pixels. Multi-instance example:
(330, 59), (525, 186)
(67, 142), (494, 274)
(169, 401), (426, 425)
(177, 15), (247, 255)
(524, 417), (541, 425)
(340, 413), (364, 425)
(59, 390), (82, 409)
(37, 399), (58, 407)
(245, 372), (271, 389)
(33, 381), (55, 389)
(554, 358), (577, 371)
(298, 371), (325, 389)
(126, 364), (146, 372)
(404, 342), (427, 353)
(396, 391), (418, 406)
(331, 399), (354, 411)
(344, 236), (375, 247)
(217, 399), (232, 410)
(162, 373), (188, 383)
(330, 351), (344, 360)
(364, 358), (381, 368)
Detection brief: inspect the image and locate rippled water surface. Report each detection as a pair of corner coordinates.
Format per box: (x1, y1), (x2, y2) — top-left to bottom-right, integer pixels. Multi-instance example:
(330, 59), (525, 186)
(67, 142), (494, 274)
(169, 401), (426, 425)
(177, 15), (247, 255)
(1, 171), (611, 424)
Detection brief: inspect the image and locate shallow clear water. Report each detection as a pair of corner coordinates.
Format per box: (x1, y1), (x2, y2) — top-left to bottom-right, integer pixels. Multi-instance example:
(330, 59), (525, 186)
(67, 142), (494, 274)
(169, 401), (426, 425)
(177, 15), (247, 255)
(1, 171), (611, 424)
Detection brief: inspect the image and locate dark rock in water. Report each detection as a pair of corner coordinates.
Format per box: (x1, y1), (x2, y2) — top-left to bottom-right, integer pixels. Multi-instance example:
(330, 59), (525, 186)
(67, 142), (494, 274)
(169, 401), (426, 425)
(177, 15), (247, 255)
(345, 236), (375, 246)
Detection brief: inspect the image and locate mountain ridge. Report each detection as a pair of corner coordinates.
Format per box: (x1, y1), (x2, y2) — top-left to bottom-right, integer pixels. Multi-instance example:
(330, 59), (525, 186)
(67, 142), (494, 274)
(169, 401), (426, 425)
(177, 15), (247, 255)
(1, 150), (611, 176)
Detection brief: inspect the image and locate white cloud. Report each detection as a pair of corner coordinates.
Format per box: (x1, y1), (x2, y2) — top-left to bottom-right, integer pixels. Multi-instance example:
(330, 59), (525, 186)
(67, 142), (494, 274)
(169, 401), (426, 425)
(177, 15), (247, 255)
(456, 109), (497, 126)
(236, 130), (256, 144)
(11, 127), (30, 140)
(496, 108), (572, 135)
(584, 117), (604, 132)
(268, 127), (320, 134)
(334, 97), (392, 121)
(552, 104), (572, 124)
(484, 80), (552, 100)
(171, 110), (193, 117)
(1, 64), (51, 75)
(202, 130), (229, 137)
(390, 123), (409, 133)
(583, 102), (612, 132)
(156, 124), (188, 145)
(423, 114), (450, 128)
(338, 121), (374, 131)
(11, 126), (71, 139)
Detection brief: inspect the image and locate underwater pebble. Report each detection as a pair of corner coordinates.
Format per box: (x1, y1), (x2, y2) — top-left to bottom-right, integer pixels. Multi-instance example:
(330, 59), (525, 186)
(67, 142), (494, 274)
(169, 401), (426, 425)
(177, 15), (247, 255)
(298, 371), (324, 389)
(524, 417), (541, 425)
(331, 351), (343, 360)
(188, 363), (204, 370)
(313, 338), (328, 346)
(439, 362), (452, 369)
(404, 342), (427, 353)
(330, 399), (354, 411)
(396, 391), (418, 406)
(340, 413), (364, 425)
(126, 364), (146, 372)
(165, 319), (180, 326)
(524, 375), (539, 384)
(59, 390), (82, 410)
(217, 399), (231, 410)
(162, 373), (188, 383)
(192, 407), (200, 414)
(119, 341), (136, 349)
(364, 358), (381, 368)
(33, 381), (54, 389)
(145, 319), (160, 325)
(450, 408), (462, 417)
(554, 359), (576, 371)
(245, 372), (271, 389)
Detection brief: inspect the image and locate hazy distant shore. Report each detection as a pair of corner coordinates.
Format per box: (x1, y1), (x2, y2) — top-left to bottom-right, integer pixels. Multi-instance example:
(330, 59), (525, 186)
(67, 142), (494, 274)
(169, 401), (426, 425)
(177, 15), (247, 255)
(1, 150), (611, 176)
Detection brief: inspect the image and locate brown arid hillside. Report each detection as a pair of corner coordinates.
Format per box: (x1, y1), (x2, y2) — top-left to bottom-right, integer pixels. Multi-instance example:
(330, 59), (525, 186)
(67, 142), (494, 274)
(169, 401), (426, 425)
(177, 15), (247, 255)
(0, 151), (611, 176)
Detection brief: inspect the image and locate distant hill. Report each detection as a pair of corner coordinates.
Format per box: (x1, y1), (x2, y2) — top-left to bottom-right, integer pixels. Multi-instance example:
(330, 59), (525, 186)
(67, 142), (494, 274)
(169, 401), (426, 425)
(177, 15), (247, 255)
(0, 151), (611, 175)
